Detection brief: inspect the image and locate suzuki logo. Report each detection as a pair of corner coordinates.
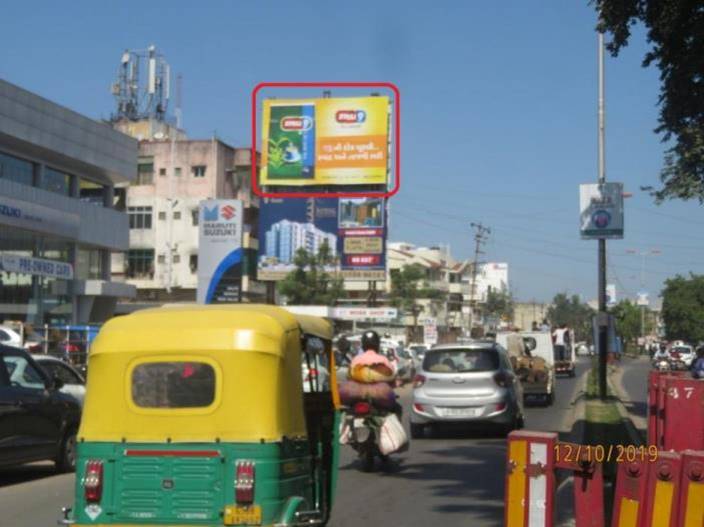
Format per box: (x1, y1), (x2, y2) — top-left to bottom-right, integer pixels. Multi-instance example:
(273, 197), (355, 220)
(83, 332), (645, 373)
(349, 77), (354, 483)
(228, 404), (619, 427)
(203, 205), (219, 221)
(221, 205), (235, 220)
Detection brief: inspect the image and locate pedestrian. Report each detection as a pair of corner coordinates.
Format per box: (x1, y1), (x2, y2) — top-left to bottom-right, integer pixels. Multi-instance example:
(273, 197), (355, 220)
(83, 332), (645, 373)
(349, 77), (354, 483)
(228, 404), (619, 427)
(691, 346), (704, 379)
(540, 319), (550, 332)
(552, 323), (568, 361)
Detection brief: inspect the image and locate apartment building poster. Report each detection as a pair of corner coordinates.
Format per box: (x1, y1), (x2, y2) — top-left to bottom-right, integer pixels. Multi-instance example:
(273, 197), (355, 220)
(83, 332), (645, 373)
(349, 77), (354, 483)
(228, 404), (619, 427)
(257, 197), (387, 281)
(260, 96), (390, 186)
(197, 199), (244, 304)
(257, 197), (339, 280)
(338, 197), (386, 280)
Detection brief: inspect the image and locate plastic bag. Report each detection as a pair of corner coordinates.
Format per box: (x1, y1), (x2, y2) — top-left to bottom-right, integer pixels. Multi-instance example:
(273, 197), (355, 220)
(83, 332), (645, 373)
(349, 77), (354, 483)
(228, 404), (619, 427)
(377, 414), (408, 455)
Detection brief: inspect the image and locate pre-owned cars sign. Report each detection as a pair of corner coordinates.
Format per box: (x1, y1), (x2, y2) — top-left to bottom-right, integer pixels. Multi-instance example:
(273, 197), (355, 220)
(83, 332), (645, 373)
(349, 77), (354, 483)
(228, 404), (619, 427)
(197, 200), (244, 304)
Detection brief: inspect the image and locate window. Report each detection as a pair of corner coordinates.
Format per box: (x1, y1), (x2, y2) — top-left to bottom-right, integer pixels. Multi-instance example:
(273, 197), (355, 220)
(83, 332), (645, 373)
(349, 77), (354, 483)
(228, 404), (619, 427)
(79, 178), (106, 206)
(131, 362), (216, 408)
(3, 355), (46, 390)
(0, 152), (34, 186)
(134, 157), (154, 186)
(158, 211), (166, 220)
(128, 206), (153, 229)
(159, 168), (166, 176)
(39, 361), (83, 385)
(189, 254), (198, 273)
(173, 254), (181, 264)
(42, 167), (71, 195)
(0, 329), (11, 342)
(174, 167), (182, 177)
(423, 348), (499, 373)
(126, 249), (154, 279)
(191, 209), (199, 226)
(173, 211), (181, 220)
(191, 165), (206, 178)
(76, 247), (104, 280)
(157, 254), (166, 264)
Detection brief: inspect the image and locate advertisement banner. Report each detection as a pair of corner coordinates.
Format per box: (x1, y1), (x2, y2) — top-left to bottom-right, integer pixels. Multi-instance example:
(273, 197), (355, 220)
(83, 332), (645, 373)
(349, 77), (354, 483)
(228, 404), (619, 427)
(580, 182), (624, 239)
(258, 197), (386, 281)
(260, 96), (390, 186)
(338, 197), (386, 275)
(422, 318), (438, 346)
(197, 200), (244, 304)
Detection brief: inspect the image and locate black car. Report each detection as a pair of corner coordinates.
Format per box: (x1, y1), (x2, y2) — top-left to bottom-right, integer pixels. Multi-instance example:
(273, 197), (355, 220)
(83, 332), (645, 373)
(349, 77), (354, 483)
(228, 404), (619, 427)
(0, 344), (81, 472)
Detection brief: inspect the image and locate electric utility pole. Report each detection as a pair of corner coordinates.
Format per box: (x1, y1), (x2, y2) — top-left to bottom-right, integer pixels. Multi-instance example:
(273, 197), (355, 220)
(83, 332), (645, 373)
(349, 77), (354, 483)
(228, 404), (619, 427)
(597, 26), (608, 400)
(468, 222), (490, 335)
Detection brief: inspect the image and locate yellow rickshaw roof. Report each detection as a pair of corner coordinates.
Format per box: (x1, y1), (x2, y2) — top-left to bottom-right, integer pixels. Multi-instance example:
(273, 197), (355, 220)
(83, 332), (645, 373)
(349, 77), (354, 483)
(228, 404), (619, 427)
(92, 304), (328, 356)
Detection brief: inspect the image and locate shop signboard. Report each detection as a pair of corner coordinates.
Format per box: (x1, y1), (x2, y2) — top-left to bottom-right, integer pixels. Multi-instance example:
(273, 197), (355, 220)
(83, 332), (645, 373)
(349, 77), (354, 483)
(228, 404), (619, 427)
(332, 307), (397, 321)
(260, 96), (389, 186)
(197, 200), (244, 304)
(0, 253), (73, 280)
(580, 182), (624, 239)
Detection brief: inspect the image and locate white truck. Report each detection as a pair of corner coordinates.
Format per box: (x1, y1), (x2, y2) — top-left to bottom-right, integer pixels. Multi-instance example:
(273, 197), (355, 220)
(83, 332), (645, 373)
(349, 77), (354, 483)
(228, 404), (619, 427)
(496, 331), (556, 406)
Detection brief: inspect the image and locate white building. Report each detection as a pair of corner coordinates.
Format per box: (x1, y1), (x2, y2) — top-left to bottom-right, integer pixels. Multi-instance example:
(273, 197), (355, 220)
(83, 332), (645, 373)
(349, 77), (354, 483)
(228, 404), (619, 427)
(263, 219), (337, 265)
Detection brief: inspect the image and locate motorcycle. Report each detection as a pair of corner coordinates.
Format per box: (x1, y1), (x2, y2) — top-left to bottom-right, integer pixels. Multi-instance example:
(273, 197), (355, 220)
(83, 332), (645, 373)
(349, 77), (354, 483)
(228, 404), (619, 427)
(653, 357), (671, 372)
(341, 400), (406, 472)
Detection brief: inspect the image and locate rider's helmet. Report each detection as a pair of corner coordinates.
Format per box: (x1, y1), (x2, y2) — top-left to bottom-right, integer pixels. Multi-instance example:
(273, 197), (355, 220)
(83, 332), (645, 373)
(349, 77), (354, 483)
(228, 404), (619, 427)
(361, 330), (381, 352)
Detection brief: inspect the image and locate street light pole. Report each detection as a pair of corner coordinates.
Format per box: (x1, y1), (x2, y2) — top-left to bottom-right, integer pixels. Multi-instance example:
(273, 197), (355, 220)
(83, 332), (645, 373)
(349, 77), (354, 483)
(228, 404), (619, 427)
(597, 28), (608, 401)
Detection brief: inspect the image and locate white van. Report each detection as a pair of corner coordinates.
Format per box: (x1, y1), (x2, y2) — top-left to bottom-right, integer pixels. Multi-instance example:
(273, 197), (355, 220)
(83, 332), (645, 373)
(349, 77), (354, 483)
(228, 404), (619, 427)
(496, 331), (556, 405)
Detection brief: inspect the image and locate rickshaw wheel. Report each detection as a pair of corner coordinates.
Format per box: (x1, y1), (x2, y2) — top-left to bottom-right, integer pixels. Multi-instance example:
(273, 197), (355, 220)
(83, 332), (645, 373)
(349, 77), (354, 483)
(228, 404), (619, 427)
(55, 429), (77, 473)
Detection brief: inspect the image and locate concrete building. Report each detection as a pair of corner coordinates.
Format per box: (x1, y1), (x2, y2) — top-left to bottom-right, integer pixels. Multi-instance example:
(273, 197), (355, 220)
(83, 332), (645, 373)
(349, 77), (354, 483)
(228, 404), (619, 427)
(0, 78), (136, 324)
(111, 131), (263, 304)
(263, 219), (337, 265)
(513, 301), (550, 331)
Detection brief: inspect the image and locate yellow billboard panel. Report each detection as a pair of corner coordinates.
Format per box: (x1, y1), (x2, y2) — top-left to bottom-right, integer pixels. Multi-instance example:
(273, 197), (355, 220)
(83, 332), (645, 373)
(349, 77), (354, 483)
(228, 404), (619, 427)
(260, 96), (389, 186)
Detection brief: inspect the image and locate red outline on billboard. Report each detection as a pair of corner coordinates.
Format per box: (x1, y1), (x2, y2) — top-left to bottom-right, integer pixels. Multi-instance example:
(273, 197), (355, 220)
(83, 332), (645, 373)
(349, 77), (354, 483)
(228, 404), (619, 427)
(251, 82), (400, 199)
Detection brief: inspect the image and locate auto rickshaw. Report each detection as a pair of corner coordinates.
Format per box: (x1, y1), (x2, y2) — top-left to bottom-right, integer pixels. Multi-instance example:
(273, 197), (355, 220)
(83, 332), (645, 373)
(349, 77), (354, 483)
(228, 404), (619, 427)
(61, 305), (340, 527)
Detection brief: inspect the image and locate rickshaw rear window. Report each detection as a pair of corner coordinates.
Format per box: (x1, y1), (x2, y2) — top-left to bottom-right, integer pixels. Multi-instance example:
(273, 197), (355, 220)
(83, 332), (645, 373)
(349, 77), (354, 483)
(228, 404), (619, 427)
(132, 362), (215, 408)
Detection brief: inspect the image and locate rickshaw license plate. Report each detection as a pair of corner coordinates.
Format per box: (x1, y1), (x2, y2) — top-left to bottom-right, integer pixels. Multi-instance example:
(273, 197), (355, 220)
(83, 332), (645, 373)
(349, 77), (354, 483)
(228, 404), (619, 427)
(224, 504), (262, 525)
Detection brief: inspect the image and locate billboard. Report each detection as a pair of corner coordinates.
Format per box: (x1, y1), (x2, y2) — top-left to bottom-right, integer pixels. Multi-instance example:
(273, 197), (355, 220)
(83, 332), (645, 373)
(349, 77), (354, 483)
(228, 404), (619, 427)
(580, 182), (624, 239)
(260, 96), (389, 187)
(197, 200), (244, 304)
(257, 197), (386, 281)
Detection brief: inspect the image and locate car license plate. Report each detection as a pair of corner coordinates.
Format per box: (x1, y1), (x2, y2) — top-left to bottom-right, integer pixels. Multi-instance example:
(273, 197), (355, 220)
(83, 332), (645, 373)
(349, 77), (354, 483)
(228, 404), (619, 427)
(224, 504), (262, 525)
(442, 407), (478, 417)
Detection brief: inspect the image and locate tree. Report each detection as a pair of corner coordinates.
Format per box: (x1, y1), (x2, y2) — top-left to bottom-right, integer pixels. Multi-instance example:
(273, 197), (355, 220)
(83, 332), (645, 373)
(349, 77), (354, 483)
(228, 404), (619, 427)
(595, 1), (704, 202)
(546, 293), (595, 341)
(661, 274), (704, 342)
(389, 264), (446, 333)
(610, 300), (647, 345)
(277, 241), (344, 306)
(485, 289), (514, 321)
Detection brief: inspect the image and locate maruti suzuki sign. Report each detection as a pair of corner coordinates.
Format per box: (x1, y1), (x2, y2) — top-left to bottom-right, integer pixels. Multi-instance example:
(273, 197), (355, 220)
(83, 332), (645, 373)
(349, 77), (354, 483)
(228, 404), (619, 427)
(197, 199), (244, 304)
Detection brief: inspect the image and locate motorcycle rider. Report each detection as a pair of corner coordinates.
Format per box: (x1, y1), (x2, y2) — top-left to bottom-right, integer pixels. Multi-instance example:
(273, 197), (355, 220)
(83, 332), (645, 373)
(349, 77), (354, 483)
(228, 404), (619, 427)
(358, 330), (402, 417)
(653, 342), (670, 364)
(692, 346), (704, 379)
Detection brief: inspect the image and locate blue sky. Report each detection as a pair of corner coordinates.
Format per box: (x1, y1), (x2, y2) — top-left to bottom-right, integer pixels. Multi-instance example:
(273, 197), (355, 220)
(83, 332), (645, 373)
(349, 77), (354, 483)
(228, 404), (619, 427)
(2, 1), (702, 303)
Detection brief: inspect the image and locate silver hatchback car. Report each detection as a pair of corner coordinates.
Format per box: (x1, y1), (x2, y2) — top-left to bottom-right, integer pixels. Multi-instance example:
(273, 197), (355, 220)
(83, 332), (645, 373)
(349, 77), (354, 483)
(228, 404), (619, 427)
(410, 342), (524, 437)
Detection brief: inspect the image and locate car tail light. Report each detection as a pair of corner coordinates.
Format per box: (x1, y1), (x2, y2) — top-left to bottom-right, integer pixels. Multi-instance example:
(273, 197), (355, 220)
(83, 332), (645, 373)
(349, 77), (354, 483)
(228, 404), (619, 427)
(353, 401), (371, 416)
(413, 403), (425, 413)
(413, 374), (426, 388)
(494, 372), (512, 388)
(27, 343), (41, 353)
(83, 460), (103, 503)
(66, 343), (80, 353)
(306, 368), (319, 380)
(495, 402), (507, 412)
(235, 461), (255, 504)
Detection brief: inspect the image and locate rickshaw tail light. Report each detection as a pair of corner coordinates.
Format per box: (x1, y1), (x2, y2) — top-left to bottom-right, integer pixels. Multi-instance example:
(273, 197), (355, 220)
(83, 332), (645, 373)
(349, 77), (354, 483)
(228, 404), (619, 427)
(84, 460), (103, 503)
(235, 461), (255, 504)
(353, 401), (371, 416)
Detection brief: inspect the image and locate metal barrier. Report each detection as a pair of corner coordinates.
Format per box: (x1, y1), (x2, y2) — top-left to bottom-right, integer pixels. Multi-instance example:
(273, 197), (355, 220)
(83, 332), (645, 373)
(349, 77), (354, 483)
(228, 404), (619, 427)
(505, 431), (704, 527)
(647, 371), (704, 451)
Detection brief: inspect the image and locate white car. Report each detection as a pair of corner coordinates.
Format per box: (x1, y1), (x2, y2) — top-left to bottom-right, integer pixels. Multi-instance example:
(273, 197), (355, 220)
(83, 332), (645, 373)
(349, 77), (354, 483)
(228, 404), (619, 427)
(669, 345), (695, 368)
(32, 354), (86, 406)
(0, 325), (42, 352)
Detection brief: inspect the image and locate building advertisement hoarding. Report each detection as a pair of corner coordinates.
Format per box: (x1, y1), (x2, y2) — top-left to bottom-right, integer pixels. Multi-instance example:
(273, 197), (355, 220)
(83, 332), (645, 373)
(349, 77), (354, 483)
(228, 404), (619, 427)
(197, 200), (244, 304)
(260, 96), (389, 187)
(258, 197), (386, 281)
(579, 182), (624, 239)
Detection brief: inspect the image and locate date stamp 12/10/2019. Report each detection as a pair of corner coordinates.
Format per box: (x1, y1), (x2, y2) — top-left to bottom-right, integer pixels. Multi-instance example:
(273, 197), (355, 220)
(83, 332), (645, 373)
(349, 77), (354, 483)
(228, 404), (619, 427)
(554, 443), (659, 464)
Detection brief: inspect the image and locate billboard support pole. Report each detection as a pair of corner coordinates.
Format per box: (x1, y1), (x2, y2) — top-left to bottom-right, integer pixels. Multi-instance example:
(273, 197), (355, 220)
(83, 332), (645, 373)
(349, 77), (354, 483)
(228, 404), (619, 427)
(597, 26), (608, 401)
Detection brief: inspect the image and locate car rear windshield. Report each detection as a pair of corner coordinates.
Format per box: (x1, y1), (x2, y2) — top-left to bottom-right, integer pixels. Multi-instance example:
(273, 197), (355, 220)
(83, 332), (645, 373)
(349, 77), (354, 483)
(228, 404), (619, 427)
(423, 348), (499, 373)
(131, 362), (215, 408)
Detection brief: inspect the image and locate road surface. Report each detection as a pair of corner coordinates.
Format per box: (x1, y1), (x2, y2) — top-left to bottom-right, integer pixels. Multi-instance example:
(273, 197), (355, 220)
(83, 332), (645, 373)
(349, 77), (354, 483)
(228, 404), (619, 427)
(1, 359), (590, 527)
